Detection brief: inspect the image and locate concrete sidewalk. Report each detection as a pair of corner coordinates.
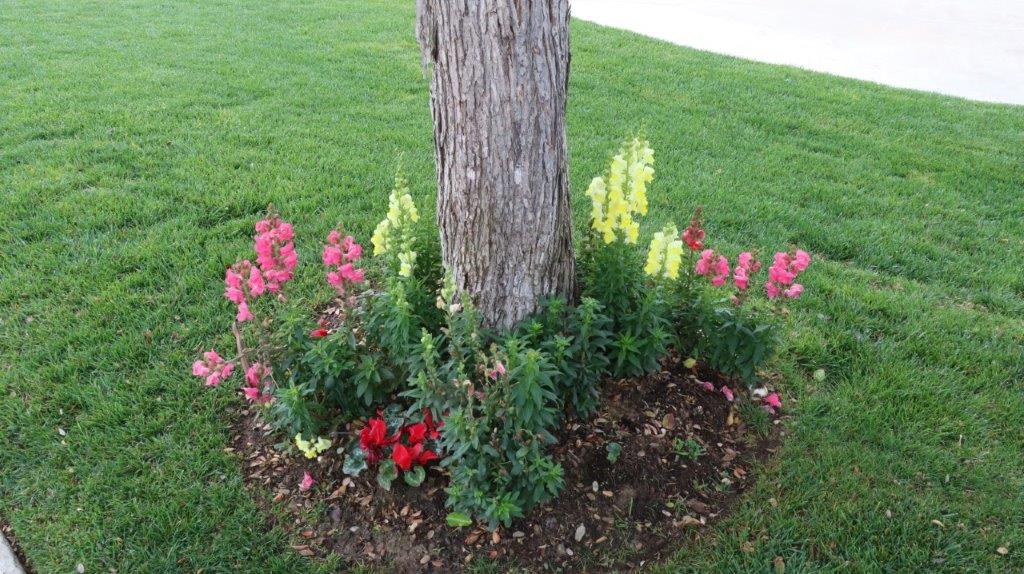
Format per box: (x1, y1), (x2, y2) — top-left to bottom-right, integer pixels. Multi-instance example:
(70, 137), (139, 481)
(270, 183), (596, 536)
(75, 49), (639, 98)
(0, 534), (24, 574)
(571, 0), (1024, 105)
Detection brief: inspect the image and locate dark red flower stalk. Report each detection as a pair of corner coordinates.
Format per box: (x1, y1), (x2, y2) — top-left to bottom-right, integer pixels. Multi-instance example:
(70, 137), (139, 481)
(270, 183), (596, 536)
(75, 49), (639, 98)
(682, 207), (705, 251)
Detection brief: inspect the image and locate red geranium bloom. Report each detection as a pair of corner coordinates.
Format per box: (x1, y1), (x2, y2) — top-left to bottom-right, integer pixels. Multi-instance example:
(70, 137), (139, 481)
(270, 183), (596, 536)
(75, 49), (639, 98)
(392, 443), (439, 471)
(422, 409), (444, 440)
(309, 328), (329, 338)
(405, 422), (427, 445)
(359, 417), (395, 463)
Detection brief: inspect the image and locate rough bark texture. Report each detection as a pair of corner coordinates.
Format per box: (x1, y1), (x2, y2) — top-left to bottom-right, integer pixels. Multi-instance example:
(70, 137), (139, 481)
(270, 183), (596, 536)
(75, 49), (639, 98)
(416, 0), (577, 330)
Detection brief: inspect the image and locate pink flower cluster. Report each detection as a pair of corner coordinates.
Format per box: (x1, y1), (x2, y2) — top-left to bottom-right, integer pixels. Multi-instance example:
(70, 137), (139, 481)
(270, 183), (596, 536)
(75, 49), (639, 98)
(223, 216), (297, 322)
(255, 216), (297, 292)
(732, 252), (762, 290)
(243, 362), (274, 404)
(765, 250), (810, 299)
(192, 350), (234, 387)
(322, 229), (365, 295)
(695, 249), (731, 286)
(224, 260), (265, 322)
(695, 246), (810, 300)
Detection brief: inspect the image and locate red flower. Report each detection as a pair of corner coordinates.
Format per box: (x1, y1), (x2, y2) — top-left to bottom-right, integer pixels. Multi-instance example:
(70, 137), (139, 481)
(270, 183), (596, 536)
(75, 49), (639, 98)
(392, 443), (439, 472)
(405, 422), (427, 445)
(309, 328), (329, 338)
(422, 409), (444, 440)
(682, 207), (705, 251)
(359, 417), (395, 463)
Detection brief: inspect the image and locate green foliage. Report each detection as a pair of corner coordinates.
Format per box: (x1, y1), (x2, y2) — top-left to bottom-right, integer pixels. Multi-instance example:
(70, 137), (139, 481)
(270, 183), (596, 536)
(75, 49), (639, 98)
(440, 336), (565, 530)
(522, 297), (615, 417)
(606, 442), (622, 464)
(696, 302), (777, 384)
(672, 437), (706, 461)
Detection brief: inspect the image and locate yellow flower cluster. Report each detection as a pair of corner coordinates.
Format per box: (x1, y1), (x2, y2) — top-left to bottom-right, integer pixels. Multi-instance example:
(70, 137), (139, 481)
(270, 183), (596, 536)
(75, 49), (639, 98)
(644, 223), (684, 279)
(585, 138), (655, 244)
(371, 173), (419, 277)
(294, 434), (331, 459)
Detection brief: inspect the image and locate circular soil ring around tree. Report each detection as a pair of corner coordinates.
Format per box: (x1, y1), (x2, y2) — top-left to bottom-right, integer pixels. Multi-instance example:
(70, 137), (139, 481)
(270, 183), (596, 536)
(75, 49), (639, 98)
(229, 357), (783, 573)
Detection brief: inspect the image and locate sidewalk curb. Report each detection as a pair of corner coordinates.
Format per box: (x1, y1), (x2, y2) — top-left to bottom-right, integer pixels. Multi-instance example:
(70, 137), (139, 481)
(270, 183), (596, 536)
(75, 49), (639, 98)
(0, 533), (24, 574)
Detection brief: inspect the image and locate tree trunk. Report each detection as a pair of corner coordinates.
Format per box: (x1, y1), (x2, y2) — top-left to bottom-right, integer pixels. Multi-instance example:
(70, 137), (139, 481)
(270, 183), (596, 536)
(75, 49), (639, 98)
(416, 0), (577, 330)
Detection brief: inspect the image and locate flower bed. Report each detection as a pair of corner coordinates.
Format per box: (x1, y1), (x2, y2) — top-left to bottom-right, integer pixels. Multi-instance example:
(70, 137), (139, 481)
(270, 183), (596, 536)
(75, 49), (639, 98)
(193, 138), (810, 570)
(229, 356), (782, 571)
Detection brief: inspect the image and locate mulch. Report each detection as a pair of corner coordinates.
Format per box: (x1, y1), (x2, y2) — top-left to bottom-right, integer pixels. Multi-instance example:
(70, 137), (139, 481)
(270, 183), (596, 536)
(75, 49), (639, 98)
(229, 356), (783, 572)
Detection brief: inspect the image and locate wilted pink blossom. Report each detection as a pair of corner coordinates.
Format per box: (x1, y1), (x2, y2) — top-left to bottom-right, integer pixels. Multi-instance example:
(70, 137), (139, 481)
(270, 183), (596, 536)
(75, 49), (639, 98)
(763, 392), (782, 414)
(192, 349), (234, 387)
(699, 381), (715, 392)
(487, 361), (507, 380)
(299, 472), (315, 492)
(720, 385), (734, 402)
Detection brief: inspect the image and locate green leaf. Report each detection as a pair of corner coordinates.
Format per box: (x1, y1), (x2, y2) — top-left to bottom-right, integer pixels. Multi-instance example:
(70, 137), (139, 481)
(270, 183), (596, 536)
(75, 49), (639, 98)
(377, 460), (397, 491)
(403, 465), (426, 487)
(606, 441), (622, 464)
(342, 448), (368, 477)
(446, 512), (473, 528)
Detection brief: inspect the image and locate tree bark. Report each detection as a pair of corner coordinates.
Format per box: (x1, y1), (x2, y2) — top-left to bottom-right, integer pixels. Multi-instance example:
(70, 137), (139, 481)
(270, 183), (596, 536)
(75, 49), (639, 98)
(416, 0), (577, 330)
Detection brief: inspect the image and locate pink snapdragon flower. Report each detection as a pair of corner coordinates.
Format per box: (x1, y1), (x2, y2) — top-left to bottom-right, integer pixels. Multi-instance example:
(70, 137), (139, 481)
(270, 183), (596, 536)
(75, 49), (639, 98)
(765, 250), (812, 299)
(696, 249), (730, 287)
(242, 362), (274, 404)
(784, 283), (804, 299)
(323, 228), (366, 296)
(732, 251), (760, 290)
(192, 349), (235, 387)
(695, 249), (715, 276)
(254, 216), (297, 293)
(224, 260), (263, 322)
(711, 255), (730, 286)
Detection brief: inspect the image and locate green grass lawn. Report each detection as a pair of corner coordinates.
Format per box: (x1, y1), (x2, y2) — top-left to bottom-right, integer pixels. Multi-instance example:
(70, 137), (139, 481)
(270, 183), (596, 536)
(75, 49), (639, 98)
(2, 0), (1022, 571)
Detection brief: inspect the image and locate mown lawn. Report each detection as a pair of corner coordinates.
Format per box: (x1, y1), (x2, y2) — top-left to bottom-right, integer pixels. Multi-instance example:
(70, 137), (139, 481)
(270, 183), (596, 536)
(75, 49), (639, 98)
(2, 0), (1022, 572)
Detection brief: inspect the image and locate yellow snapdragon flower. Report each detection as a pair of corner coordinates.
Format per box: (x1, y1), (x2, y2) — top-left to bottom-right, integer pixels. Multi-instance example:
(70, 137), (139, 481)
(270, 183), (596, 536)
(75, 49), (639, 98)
(398, 250), (417, 278)
(584, 138), (656, 244)
(372, 172), (420, 264)
(295, 434), (332, 459)
(645, 223), (682, 279)
(371, 219), (390, 256)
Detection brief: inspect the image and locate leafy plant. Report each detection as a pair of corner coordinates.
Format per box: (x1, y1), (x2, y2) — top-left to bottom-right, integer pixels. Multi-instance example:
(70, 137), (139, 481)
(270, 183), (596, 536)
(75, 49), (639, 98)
(606, 442), (622, 464)
(672, 437), (705, 461)
(696, 302), (776, 384)
(671, 437), (704, 460)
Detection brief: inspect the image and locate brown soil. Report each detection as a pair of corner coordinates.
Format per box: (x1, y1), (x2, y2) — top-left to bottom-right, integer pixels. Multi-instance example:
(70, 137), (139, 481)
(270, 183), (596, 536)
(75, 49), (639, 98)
(229, 358), (783, 573)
